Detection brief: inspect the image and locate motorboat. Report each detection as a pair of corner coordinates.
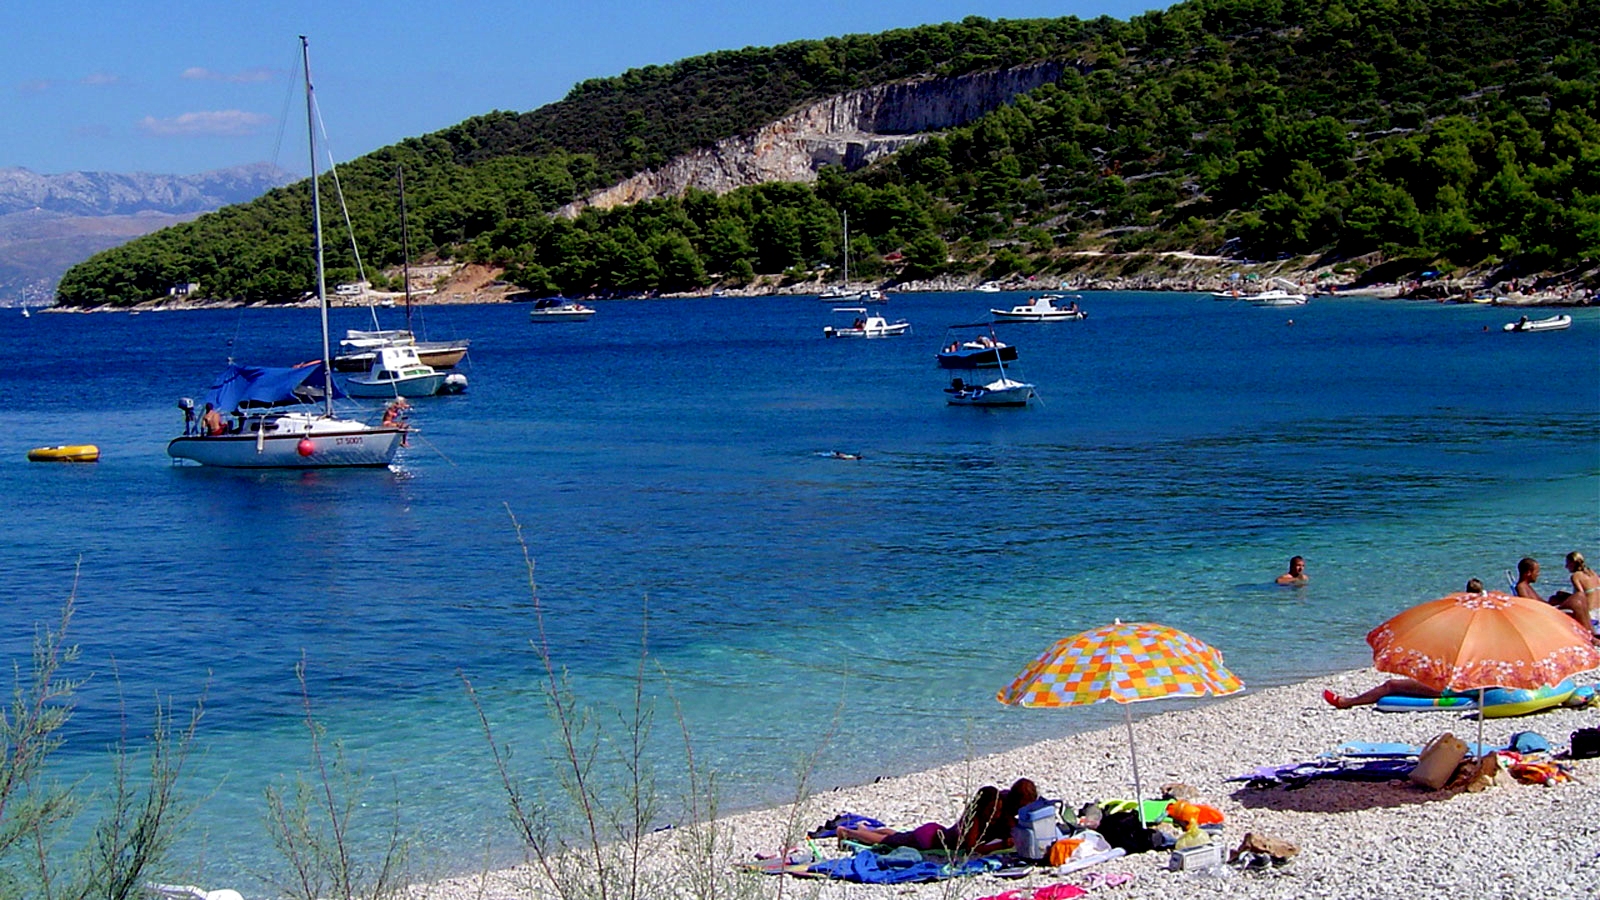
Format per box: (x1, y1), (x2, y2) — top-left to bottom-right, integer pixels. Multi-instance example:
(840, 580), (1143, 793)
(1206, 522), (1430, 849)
(528, 297), (597, 321)
(1249, 288), (1308, 306)
(343, 346), (449, 398)
(334, 334), (470, 372)
(936, 332), (1019, 368)
(991, 294), (1085, 322)
(1503, 314), (1572, 332)
(859, 288), (887, 303)
(944, 375), (1037, 406)
(938, 322), (1035, 407)
(823, 307), (911, 338)
(975, 282), (1002, 293)
(167, 39), (404, 469)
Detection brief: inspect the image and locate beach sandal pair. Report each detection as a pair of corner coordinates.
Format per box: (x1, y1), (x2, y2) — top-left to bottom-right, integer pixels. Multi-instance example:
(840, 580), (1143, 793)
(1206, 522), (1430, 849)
(971, 883), (1089, 900)
(1078, 871), (1134, 888)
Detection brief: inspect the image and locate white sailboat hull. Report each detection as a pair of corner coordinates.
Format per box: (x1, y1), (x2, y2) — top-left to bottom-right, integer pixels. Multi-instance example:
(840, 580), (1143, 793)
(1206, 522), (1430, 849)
(168, 415), (404, 468)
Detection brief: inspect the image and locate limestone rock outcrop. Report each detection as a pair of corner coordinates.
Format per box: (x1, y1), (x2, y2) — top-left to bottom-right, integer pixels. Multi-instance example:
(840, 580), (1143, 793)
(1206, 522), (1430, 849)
(560, 61), (1063, 216)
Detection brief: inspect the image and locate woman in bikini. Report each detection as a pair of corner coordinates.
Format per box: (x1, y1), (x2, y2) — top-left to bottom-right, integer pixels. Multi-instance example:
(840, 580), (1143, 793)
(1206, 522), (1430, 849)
(835, 778), (1037, 855)
(1551, 551), (1600, 637)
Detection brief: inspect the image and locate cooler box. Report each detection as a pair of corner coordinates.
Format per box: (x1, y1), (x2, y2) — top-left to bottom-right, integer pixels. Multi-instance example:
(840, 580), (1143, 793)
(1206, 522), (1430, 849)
(1011, 799), (1062, 860)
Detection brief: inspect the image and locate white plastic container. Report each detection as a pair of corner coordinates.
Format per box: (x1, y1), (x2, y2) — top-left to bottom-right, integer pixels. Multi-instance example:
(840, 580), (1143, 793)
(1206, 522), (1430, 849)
(1011, 799), (1063, 860)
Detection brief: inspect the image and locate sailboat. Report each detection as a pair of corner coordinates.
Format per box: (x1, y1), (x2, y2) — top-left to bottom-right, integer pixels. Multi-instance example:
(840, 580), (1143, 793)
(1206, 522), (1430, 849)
(818, 211), (884, 302)
(333, 164), (471, 372)
(166, 37), (406, 468)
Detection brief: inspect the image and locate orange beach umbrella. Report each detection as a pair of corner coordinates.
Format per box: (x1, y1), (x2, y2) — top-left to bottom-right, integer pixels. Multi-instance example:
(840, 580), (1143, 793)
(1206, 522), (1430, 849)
(998, 621), (1243, 824)
(1367, 591), (1600, 754)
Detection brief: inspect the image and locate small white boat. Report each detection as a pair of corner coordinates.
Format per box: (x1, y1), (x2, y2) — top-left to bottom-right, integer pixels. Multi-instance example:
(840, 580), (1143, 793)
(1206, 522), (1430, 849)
(944, 375), (1037, 407)
(343, 346), (449, 398)
(991, 294), (1085, 322)
(1249, 288), (1308, 306)
(938, 322), (1036, 407)
(528, 297), (596, 321)
(823, 307), (911, 338)
(1503, 314), (1572, 332)
(334, 330), (471, 371)
(975, 282), (1002, 293)
(858, 288), (887, 303)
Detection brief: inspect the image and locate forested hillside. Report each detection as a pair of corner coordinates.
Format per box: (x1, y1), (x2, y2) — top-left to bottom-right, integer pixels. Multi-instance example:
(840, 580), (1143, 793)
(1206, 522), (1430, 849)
(58, 0), (1600, 305)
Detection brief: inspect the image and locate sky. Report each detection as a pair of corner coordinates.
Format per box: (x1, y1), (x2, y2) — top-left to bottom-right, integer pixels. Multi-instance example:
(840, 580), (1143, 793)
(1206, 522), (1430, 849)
(3, 0), (1167, 177)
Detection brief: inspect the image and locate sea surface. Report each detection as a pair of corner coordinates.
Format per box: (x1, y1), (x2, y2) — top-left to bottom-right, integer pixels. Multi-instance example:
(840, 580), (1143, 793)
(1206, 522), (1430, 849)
(1, 291), (1596, 891)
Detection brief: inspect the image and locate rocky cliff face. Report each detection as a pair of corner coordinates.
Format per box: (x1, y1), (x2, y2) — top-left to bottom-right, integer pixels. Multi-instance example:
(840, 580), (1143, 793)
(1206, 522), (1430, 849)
(0, 162), (294, 217)
(561, 62), (1063, 216)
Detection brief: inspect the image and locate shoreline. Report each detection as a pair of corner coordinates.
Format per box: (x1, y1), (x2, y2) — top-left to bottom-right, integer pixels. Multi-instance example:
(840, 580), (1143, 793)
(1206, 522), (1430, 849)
(406, 666), (1600, 899)
(34, 281), (1600, 314)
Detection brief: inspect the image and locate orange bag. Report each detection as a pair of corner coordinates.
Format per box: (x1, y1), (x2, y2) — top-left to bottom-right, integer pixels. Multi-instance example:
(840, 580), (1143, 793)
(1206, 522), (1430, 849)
(1165, 800), (1224, 827)
(1047, 837), (1083, 866)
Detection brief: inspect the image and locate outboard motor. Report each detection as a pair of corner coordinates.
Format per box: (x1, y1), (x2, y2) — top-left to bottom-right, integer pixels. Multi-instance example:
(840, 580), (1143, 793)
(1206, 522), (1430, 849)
(177, 397), (195, 434)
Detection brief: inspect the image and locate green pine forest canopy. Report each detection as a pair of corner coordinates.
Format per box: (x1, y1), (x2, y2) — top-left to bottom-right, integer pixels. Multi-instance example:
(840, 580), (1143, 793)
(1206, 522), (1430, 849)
(57, 0), (1600, 305)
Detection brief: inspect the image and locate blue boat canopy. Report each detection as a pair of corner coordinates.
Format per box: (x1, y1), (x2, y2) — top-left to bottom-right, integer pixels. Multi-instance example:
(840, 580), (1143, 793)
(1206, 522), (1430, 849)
(204, 362), (344, 411)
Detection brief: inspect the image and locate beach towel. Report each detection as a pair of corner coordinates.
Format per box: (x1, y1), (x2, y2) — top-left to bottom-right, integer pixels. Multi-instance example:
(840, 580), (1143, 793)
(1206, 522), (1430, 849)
(807, 812), (885, 838)
(1324, 731), (1548, 760)
(1231, 757), (1417, 787)
(806, 848), (995, 883)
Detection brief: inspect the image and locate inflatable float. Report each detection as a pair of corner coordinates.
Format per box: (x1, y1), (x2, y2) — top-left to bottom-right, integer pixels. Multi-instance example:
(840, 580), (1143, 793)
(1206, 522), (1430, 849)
(27, 444), (100, 462)
(1375, 679), (1576, 718)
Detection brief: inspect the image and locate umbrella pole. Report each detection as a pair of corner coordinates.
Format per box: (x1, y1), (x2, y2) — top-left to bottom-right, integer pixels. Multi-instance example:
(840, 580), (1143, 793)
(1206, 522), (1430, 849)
(1477, 687), (1486, 761)
(1124, 703), (1145, 827)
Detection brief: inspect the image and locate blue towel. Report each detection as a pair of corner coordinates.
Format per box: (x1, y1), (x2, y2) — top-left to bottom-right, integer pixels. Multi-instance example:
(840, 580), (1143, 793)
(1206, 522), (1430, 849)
(807, 849), (994, 884)
(807, 813), (885, 839)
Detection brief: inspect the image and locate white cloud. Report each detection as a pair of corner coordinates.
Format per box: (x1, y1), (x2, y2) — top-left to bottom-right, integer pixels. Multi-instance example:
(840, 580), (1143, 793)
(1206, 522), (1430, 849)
(17, 79), (54, 94)
(137, 110), (273, 137)
(181, 66), (279, 83)
(81, 72), (120, 86)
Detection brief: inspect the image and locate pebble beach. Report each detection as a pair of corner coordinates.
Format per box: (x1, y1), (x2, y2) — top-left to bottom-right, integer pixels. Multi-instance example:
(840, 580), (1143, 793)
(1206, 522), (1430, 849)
(408, 667), (1600, 900)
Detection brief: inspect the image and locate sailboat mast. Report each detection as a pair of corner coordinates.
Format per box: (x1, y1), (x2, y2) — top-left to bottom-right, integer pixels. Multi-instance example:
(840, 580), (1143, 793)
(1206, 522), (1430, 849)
(842, 210), (849, 289)
(398, 164), (413, 334)
(302, 36), (334, 418)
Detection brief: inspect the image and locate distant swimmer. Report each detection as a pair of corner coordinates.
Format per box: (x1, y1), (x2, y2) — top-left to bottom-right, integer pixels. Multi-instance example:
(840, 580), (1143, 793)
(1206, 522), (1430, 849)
(1275, 555), (1308, 586)
(825, 450), (862, 460)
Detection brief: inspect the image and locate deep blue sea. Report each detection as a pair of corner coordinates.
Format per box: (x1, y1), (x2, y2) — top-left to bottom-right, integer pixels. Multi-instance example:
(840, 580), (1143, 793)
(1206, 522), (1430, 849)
(1, 292), (1596, 890)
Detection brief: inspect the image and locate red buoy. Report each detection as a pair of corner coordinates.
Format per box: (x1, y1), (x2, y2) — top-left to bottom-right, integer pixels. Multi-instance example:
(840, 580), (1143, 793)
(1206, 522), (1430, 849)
(297, 439), (316, 457)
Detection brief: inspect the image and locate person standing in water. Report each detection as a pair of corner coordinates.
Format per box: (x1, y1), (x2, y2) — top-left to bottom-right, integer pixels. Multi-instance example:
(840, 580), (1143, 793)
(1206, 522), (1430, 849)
(1276, 556), (1308, 585)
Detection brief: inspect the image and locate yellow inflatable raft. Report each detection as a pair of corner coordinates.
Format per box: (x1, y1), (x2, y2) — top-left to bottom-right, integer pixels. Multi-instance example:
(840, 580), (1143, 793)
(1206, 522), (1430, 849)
(28, 445), (100, 463)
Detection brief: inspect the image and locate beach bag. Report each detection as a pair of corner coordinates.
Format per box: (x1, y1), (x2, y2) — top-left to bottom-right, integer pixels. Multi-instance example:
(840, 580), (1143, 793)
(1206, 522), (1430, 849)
(1410, 732), (1468, 789)
(1571, 727), (1600, 760)
(1011, 798), (1063, 860)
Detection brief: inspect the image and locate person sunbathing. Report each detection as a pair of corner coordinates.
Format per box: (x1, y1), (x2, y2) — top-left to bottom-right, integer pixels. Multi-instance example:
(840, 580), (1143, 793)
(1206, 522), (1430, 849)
(836, 778), (1037, 855)
(1322, 678), (1440, 709)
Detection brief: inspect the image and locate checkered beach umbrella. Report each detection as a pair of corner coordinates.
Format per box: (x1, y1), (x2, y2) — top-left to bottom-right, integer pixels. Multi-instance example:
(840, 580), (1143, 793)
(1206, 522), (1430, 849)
(998, 621), (1243, 823)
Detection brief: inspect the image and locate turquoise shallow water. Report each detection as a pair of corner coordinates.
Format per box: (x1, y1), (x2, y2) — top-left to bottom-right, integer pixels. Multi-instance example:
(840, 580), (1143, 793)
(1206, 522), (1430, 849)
(0, 292), (1595, 889)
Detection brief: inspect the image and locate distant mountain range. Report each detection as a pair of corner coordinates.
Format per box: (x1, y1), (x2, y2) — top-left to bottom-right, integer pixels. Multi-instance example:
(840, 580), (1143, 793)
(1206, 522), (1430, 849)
(0, 163), (294, 304)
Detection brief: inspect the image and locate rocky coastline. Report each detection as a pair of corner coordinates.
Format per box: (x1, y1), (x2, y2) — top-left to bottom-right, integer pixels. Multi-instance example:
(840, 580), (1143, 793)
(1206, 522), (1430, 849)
(36, 254), (1598, 313)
